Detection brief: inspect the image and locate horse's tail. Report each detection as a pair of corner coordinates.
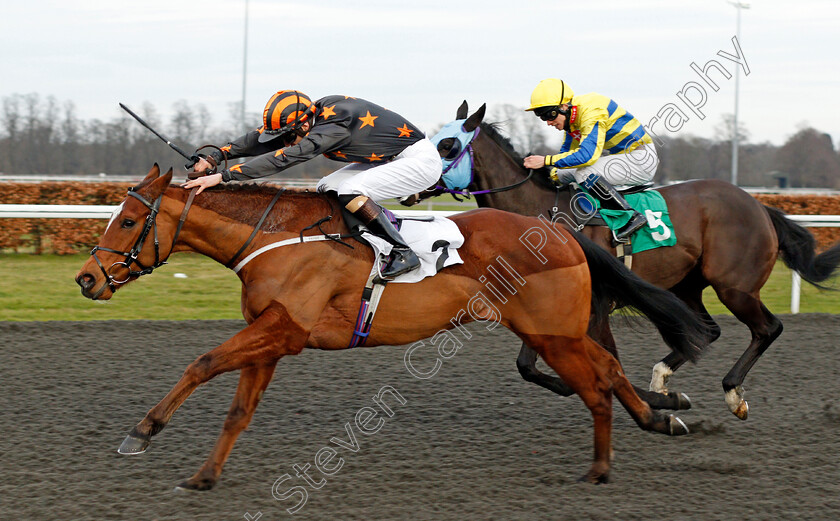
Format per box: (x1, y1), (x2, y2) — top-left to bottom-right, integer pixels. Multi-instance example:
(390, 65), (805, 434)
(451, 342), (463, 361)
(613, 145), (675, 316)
(573, 232), (710, 363)
(764, 205), (840, 289)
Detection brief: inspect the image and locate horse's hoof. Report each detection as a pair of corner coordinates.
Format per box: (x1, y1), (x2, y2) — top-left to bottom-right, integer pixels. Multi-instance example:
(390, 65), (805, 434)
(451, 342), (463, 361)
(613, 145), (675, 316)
(724, 387), (749, 420)
(175, 478), (216, 492)
(117, 433), (151, 455)
(676, 392), (692, 410)
(669, 415), (690, 436)
(732, 400), (749, 420)
(578, 471), (610, 484)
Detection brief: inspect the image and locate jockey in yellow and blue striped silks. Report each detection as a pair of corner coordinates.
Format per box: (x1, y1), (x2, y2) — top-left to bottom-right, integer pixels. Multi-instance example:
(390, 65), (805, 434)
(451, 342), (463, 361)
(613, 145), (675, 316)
(523, 78), (658, 243)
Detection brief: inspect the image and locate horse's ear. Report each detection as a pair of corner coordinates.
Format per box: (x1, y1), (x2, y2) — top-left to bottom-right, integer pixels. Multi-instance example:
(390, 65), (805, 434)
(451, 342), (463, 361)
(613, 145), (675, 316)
(145, 167), (173, 199)
(143, 163), (161, 182)
(456, 100), (469, 119)
(463, 103), (486, 132)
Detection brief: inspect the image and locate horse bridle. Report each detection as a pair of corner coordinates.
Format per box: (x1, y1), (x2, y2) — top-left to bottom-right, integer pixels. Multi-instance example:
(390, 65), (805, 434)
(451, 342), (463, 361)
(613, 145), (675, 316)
(87, 184), (292, 299)
(427, 127), (535, 200)
(88, 187), (198, 300)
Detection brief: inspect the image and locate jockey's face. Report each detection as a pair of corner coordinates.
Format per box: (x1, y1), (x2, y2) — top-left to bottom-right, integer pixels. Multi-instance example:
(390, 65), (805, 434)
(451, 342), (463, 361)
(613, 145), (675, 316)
(288, 121), (311, 146)
(544, 104), (568, 131)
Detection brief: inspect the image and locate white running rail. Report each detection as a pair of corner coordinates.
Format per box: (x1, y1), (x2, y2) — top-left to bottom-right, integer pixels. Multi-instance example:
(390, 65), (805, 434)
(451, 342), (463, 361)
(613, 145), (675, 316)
(1, 205), (837, 313)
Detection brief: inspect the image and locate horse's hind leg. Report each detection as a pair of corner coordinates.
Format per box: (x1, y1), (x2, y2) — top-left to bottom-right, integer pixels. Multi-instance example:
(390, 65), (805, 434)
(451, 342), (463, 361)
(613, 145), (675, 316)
(177, 362), (278, 491)
(582, 336), (691, 438)
(517, 324), (690, 411)
(118, 305), (306, 467)
(594, 319), (692, 411)
(714, 288), (783, 420)
(528, 334), (616, 484)
(649, 281), (720, 402)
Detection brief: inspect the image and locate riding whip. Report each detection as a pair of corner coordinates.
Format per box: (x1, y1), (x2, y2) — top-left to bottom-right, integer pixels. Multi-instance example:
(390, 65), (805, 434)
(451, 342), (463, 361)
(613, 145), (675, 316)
(119, 103), (200, 169)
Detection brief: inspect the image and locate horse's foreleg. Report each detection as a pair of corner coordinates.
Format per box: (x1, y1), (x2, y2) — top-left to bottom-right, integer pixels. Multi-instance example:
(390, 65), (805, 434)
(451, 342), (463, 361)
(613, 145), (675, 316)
(177, 362), (278, 491)
(588, 317), (691, 410)
(118, 305), (306, 457)
(649, 284), (721, 397)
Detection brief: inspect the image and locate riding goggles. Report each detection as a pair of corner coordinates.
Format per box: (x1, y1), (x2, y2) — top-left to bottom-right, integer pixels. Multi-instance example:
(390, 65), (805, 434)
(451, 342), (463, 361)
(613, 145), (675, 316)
(535, 106), (562, 122)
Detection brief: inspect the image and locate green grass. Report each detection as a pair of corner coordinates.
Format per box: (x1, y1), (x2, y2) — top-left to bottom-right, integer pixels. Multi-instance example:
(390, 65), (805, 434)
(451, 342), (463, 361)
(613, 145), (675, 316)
(383, 193), (478, 213)
(702, 261), (840, 315)
(0, 253), (837, 321)
(0, 253), (243, 321)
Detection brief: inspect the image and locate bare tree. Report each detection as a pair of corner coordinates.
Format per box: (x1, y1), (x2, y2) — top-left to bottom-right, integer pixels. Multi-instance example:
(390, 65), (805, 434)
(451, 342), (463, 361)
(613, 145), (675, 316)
(487, 103), (559, 156)
(714, 113), (751, 143)
(775, 128), (840, 188)
(3, 92), (836, 188)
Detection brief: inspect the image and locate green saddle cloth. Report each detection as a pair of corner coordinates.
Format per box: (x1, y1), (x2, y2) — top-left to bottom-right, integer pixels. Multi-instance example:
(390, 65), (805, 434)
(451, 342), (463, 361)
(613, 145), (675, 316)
(584, 189), (677, 253)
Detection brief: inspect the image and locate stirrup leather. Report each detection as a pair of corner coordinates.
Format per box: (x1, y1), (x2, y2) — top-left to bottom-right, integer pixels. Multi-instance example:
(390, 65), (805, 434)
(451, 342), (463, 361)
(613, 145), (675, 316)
(344, 195), (420, 278)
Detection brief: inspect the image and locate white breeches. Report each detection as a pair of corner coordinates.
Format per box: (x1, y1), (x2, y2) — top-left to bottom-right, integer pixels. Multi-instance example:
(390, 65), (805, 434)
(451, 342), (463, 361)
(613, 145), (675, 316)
(571, 143), (659, 188)
(316, 138), (442, 202)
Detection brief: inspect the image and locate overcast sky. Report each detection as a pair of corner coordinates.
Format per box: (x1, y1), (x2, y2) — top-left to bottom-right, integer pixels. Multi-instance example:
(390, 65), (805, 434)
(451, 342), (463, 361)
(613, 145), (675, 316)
(3, 0), (839, 147)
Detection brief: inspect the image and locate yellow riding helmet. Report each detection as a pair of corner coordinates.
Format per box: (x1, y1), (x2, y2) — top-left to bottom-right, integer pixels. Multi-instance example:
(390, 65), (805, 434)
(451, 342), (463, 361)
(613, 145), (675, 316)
(526, 79), (575, 111)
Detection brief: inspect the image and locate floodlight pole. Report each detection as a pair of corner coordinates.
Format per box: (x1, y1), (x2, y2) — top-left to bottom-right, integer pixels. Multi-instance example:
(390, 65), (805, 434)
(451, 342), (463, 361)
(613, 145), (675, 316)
(728, 1), (749, 186)
(241, 0), (249, 132)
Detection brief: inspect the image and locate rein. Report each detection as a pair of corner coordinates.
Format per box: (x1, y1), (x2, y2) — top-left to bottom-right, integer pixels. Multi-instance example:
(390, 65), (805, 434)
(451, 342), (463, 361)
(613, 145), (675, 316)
(225, 188), (287, 269)
(430, 167), (536, 199)
(93, 185), (365, 290)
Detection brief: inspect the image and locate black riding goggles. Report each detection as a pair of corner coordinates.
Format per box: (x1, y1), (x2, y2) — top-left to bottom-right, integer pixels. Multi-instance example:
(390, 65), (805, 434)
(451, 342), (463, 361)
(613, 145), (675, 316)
(535, 106), (562, 122)
(262, 127), (299, 146)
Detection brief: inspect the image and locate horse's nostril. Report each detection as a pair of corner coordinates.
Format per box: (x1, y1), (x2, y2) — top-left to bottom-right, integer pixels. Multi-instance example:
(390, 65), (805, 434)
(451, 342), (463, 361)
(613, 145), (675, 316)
(76, 273), (95, 291)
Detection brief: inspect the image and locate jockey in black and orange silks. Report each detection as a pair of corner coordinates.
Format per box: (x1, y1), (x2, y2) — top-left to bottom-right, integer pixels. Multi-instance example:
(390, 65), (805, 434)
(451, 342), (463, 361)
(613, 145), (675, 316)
(185, 90), (442, 278)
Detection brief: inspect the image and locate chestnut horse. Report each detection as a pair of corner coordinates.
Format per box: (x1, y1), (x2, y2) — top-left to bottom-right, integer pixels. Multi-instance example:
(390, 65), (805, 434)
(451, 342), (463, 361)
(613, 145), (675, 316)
(413, 101), (840, 420)
(75, 165), (710, 488)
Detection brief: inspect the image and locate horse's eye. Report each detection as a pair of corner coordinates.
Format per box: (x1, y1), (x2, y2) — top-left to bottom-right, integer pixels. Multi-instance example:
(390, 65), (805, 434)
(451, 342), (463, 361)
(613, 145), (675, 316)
(437, 138), (462, 160)
(445, 140), (462, 160)
(121, 219), (136, 229)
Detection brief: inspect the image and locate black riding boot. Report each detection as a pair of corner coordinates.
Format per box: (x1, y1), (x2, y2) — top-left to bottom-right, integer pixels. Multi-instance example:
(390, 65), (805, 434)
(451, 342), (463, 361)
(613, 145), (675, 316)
(344, 195), (420, 278)
(590, 177), (647, 243)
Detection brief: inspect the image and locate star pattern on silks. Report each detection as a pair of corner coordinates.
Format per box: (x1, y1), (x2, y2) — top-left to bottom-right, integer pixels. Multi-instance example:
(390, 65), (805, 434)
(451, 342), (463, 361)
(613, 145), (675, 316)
(396, 124), (414, 138)
(366, 152), (383, 162)
(274, 149), (286, 158)
(358, 110), (378, 129)
(320, 104), (336, 120)
(331, 150), (347, 160)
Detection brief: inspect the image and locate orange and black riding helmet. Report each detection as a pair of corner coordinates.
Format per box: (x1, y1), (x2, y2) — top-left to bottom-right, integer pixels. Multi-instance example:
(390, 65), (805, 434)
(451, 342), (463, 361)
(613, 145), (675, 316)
(258, 90), (317, 143)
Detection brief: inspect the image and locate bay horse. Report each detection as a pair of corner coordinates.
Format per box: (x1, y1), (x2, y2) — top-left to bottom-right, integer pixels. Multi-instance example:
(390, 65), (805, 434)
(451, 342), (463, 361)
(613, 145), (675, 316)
(412, 101), (840, 420)
(75, 165), (711, 488)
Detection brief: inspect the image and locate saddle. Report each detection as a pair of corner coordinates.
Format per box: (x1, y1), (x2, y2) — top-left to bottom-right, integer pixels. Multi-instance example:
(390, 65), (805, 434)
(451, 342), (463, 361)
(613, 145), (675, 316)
(340, 204), (465, 348)
(566, 182), (655, 229)
(561, 182), (656, 268)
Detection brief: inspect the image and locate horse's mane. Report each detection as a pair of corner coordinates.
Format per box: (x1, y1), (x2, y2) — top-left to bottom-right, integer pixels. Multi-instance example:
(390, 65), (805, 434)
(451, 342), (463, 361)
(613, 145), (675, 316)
(479, 122), (558, 192)
(480, 122), (525, 164)
(174, 183), (341, 233)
